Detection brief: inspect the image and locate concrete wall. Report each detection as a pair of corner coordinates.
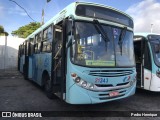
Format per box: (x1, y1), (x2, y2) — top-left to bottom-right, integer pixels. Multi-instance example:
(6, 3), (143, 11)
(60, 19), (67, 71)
(0, 36), (25, 70)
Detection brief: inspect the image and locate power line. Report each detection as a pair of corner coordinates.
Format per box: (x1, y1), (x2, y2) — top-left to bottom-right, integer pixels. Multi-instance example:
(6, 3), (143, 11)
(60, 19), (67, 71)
(9, 0), (37, 22)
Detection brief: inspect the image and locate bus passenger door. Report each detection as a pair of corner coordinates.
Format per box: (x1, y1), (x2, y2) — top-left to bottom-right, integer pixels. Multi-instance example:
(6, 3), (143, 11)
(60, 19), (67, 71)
(51, 25), (64, 97)
(134, 38), (152, 89)
(143, 41), (152, 90)
(134, 40), (144, 88)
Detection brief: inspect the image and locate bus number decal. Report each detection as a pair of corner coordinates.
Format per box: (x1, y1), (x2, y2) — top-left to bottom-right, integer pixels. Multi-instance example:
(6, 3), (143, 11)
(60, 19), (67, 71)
(95, 78), (108, 84)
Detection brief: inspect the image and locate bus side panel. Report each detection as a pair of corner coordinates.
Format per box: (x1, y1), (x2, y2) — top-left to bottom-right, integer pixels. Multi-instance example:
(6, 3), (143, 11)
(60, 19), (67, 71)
(143, 69), (152, 90)
(32, 54), (38, 82)
(37, 53), (51, 86)
(37, 54), (45, 86)
(150, 64), (160, 91)
(36, 54), (42, 85)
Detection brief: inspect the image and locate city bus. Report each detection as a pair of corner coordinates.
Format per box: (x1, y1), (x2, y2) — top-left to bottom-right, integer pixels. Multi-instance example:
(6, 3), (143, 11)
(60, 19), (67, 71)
(134, 33), (160, 91)
(18, 2), (136, 104)
(18, 43), (25, 73)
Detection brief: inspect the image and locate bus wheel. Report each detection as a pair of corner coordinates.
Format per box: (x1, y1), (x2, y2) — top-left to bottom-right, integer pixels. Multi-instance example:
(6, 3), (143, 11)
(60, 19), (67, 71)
(44, 75), (55, 99)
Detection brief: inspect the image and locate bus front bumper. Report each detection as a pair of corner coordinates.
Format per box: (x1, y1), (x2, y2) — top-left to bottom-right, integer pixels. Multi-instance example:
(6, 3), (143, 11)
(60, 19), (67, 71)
(66, 82), (136, 104)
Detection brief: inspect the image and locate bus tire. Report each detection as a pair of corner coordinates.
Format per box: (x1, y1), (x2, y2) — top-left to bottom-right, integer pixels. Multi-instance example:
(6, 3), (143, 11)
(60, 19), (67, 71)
(44, 74), (55, 99)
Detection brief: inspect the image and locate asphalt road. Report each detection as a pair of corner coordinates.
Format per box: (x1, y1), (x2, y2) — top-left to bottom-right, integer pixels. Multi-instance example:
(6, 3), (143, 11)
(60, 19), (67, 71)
(0, 70), (160, 120)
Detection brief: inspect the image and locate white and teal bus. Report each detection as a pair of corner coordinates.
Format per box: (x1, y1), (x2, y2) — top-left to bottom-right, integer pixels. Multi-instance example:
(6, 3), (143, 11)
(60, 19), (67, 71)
(19, 2), (136, 104)
(134, 33), (160, 91)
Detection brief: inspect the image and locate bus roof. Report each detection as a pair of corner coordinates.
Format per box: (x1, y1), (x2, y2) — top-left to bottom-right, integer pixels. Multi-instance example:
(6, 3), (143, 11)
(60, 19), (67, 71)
(134, 32), (160, 38)
(26, 1), (133, 40)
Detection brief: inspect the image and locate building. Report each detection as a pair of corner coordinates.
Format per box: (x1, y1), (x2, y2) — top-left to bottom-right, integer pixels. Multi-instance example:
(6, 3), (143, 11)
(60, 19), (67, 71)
(0, 36), (25, 70)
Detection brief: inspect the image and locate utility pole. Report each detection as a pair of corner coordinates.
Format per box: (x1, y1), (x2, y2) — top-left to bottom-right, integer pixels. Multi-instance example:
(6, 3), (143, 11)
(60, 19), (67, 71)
(41, 0), (51, 25)
(151, 24), (153, 33)
(42, 8), (45, 25)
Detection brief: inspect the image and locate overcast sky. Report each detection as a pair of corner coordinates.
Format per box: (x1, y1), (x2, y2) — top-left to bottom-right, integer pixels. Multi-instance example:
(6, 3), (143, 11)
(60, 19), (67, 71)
(126, 0), (160, 33)
(0, 0), (160, 35)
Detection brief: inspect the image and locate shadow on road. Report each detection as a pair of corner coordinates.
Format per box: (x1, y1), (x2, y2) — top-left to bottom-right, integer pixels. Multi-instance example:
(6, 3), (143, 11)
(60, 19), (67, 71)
(136, 88), (160, 96)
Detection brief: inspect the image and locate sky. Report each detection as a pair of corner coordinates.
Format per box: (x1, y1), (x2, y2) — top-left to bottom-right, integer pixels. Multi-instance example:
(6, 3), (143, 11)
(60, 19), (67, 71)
(0, 0), (160, 35)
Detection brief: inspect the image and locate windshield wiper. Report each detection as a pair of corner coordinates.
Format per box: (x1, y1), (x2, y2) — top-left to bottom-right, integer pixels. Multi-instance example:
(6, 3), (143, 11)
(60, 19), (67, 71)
(93, 19), (110, 51)
(118, 27), (127, 55)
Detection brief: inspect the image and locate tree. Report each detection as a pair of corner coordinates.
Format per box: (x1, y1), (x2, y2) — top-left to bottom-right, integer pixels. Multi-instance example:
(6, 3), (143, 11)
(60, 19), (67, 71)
(0, 25), (4, 33)
(11, 22), (41, 38)
(0, 25), (8, 36)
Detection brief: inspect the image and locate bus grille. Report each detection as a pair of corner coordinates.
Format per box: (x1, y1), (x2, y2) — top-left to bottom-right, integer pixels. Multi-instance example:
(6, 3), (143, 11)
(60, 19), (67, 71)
(95, 82), (129, 87)
(89, 70), (133, 77)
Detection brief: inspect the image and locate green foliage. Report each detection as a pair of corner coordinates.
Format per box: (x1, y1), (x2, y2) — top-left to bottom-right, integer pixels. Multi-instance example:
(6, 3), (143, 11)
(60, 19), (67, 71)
(0, 25), (8, 36)
(11, 22), (41, 38)
(0, 25), (4, 33)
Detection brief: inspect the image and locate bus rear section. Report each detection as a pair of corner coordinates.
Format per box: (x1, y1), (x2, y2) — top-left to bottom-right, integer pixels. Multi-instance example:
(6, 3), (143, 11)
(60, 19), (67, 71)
(18, 43), (25, 73)
(134, 33), (160, 91)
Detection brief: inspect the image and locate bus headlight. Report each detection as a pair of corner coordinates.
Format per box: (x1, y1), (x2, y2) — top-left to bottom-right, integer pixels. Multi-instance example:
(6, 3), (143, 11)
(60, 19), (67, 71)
(75, 77), (81, 83)
(71, 73), (77, 78)
(89, 83), (94, 89)
(71, 73), (95, 90)
(81, 81), (87, 87)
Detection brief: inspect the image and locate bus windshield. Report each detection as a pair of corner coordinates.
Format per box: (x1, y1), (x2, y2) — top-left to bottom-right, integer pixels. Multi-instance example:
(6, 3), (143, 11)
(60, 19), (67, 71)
(71, 21), (135, 67)
(149, 35), (160, 67)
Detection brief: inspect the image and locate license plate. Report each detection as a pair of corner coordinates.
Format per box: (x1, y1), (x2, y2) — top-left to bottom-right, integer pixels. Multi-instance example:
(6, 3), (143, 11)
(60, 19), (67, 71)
(109, 91), (119, 97)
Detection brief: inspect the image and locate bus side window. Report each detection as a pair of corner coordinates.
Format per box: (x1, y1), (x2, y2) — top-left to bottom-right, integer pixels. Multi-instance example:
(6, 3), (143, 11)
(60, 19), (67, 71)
(42, 25), (52, 53)
(34, 43), (38, 54)
(54, 28), (62, 57)
(42, 41), (52, 53)
(34, 32), (42, 54)
(29, 38), (34, 55)
(37, 33), (42, 53)
(26, 41), (29, 56)
(43, 25), (53, 42)
(47, 26), (52, 42)
(144, 42), (151, 70)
